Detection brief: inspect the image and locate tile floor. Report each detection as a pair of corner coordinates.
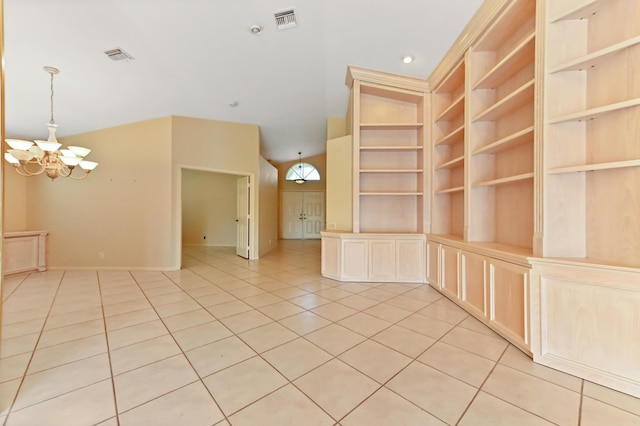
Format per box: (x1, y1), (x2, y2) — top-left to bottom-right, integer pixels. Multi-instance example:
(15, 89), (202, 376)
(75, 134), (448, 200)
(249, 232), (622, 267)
(1, 240), (639, 425)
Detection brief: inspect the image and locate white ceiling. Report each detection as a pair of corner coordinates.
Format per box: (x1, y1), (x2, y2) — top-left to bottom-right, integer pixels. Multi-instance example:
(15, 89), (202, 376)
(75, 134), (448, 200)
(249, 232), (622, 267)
(4, 0), (483, 164)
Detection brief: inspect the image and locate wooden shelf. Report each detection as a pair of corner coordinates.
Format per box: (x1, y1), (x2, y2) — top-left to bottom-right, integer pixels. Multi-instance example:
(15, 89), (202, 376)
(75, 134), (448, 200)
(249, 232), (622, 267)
(473, 126), (534, 155)
(473, 79), (535, 122)
(435, 93), (465, 122)
(360, 192), (423, 196)
(474, 32), (535, 89)
(473, 172), (534, 187)
(475, 0), (536, 51)
(360, 123), (423, 130)
(360, 145), (423, 151)
(550, 0), (615, 22)
(435, 186), (464, 194)
(547, 159), (640, 174)
(551, 36), (640, 73)
(360, 169), (423, 173)
(548, 97), (640, 124)
(436, 60), (465, 93)
(436, 155), (464, 171)
(436, 124), (464, 146)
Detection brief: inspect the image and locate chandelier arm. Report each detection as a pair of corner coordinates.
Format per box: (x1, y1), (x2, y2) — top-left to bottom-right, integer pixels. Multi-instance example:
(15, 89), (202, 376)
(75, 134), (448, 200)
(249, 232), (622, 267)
(18, 161), (47, 176)
(67, 172), (90, 180)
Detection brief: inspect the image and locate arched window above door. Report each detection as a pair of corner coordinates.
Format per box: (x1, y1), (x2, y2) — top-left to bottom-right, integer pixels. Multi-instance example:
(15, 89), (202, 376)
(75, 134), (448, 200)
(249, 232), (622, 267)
(285, 162), (320, 183)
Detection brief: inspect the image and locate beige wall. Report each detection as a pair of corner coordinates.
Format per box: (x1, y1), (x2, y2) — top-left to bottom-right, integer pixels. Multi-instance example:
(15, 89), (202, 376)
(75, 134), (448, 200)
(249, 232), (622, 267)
(4, 168), (28, 231)
(258, 156), (278, 256)
(327, 117), (347, 140)
(171, 116), (263, 262)
(181, 170), (238, 247)
(277, 153), (326, 193)
(31, 117), (174, 269)
(326, 135), (353, 231)
(4, 115), (278, 269)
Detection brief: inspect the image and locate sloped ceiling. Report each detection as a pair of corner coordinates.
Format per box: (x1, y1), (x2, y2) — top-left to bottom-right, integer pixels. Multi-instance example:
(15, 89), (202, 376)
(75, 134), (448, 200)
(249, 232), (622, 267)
(3, 0), (483, 163)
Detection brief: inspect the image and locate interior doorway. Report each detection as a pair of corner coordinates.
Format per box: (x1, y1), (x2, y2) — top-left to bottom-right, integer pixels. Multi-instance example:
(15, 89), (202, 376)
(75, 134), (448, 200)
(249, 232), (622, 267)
(281, 191), (324, 239)
(180, 168), (254, 263)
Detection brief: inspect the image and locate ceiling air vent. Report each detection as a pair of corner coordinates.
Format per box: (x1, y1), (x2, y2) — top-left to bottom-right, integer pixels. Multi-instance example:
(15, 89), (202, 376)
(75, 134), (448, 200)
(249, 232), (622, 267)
(274, 9), (297, 30)
(104, 48), (134, 62)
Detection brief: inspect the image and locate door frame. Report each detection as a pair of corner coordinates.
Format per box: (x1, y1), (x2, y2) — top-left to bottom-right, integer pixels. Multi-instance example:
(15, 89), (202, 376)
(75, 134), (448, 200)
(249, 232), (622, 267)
(280, 190), (325, 239)
(175, 165), (257, 267)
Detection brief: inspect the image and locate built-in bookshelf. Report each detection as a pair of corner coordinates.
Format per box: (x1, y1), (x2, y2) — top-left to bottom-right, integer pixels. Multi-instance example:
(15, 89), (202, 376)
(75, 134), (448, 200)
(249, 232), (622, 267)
(348, 68), (429, 233)
(431, 60), (466, 238)
(543, 0), (640, 268)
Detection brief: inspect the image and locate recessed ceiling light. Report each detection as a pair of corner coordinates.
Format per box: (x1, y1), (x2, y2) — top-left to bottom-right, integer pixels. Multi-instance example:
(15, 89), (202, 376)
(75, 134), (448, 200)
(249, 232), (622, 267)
(250, 25), (262, 35)
(403, 55), (415, 64)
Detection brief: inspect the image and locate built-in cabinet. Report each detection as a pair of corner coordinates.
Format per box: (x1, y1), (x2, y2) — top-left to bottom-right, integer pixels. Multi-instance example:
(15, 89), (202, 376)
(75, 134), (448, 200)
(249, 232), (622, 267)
(425, 0), (640, 397)
(322, 0), (640, 397)
(348, 67), (429, 234)
(321, 232), (425, 283)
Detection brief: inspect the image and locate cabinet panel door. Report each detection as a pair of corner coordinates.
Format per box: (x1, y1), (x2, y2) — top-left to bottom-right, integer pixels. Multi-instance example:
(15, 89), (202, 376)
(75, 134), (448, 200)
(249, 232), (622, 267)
(341, 240), (368, 281)
(426, 241), (440, 288)
(440, 245), (460, 300)
(396, 239), (425, 282)
(321, 236), (340, 279)
(369, 240), (396, 281)
(489, 259), (529, 348)
(461, 251), (486, 318)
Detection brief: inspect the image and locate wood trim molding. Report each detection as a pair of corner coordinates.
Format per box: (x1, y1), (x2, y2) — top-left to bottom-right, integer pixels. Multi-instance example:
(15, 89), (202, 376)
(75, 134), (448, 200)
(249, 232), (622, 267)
(346, 65), (429, 93)
(427, 0), (511, 89)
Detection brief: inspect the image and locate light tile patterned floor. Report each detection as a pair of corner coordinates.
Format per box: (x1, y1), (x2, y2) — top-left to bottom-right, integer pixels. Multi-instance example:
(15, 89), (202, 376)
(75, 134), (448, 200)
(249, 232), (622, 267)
(1, 240), (639, 425)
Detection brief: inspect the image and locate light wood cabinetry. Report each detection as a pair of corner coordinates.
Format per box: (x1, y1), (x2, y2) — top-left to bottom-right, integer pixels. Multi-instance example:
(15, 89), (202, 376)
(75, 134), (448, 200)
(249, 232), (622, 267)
(432, 60), (466, 238)
(542, 0), (640, 268)
(323, 0), (640, 397)
(422, 0), (640, 397)
(467, 0), (536, 250)
(321, 232), (425, 283)
(347, 67), (429, 234)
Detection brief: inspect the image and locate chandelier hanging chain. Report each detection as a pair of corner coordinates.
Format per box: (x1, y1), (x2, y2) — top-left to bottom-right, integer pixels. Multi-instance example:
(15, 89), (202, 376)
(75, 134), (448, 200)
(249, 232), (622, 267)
(49, 70), (55, 125)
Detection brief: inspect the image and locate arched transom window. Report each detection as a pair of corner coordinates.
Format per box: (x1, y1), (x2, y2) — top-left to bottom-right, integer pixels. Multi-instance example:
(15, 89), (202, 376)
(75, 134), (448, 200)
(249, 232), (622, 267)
(286, 162), (320, 183)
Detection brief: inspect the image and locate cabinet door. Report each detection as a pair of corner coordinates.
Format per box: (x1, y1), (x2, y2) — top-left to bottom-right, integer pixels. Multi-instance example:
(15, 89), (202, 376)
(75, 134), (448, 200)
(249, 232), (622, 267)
(369, 240), (396, 281)
(461, 251), (487, 318)
(321, 235), (340, 280)
(341, 240), (368, 281)
(440, 245), (460, 300)
(426, 241), (440, 288)
(488, 258), (529, 349)
(396, 239), (425, 282)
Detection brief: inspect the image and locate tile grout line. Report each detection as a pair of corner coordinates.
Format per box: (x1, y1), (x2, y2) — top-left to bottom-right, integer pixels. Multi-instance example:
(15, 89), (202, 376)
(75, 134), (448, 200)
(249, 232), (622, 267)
(2, 271), (66, 426)
(453, 342), (510, 425)
(116, 270), (230, 422)
(97, 270), (122, 426)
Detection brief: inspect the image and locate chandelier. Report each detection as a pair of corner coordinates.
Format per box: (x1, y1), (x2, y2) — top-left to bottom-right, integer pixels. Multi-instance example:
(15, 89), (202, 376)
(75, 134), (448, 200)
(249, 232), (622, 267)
(294, 152), (305, 184)
(4, 66), (98, 180)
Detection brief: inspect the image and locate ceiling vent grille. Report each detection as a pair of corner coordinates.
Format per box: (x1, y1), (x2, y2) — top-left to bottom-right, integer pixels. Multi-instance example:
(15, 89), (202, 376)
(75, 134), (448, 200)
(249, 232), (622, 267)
(274, 9), (297, 30)
(104, 48), (134, 62)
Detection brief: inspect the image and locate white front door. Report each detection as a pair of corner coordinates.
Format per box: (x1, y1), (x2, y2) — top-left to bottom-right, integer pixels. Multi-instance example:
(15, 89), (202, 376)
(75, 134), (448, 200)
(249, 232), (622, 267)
(281, 191), (324, 239)
(303, 191), (324, 239)
(236, 176), (250, 258)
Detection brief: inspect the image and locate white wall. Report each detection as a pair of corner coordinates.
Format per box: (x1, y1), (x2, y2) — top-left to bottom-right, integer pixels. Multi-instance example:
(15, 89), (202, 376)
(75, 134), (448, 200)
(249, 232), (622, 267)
(181, 170), (238, 247)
